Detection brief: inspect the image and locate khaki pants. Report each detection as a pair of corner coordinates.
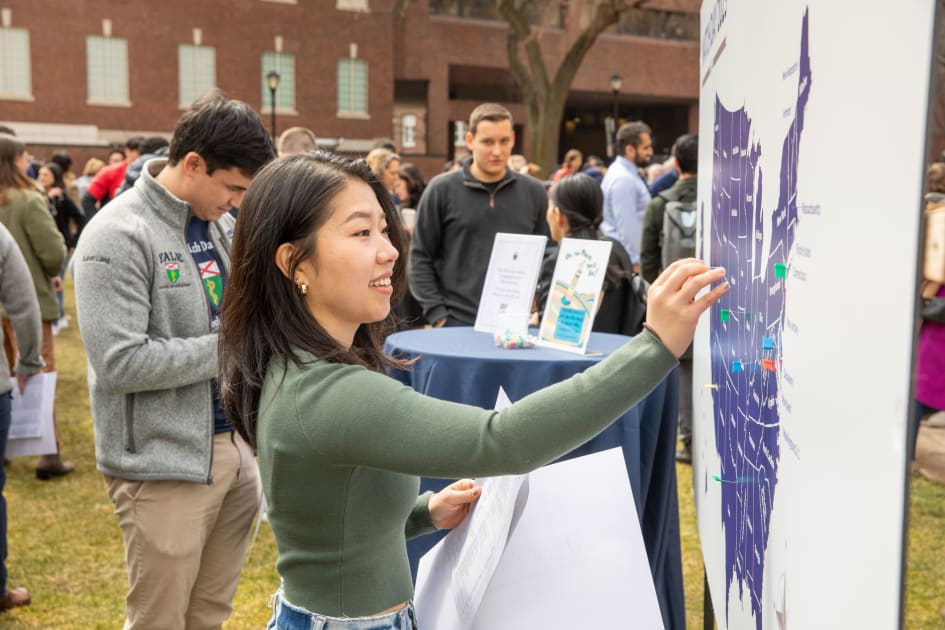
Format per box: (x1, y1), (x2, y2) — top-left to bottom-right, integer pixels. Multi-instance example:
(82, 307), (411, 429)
(105, 432), (261, 630)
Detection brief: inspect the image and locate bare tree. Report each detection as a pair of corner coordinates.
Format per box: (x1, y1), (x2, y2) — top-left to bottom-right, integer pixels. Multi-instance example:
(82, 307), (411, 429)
(496, 0), (648, 177)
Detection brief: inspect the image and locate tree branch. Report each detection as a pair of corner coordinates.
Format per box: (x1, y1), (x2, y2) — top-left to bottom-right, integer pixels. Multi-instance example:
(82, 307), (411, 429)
(506, 20), (539, 116)
(496, 0), (551, 98)
(550, 0), (635, 95)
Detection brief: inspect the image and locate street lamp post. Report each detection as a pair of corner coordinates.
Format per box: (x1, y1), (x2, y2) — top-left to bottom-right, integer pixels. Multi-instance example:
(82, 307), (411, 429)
(609, 73), (623, 159)
(266, 71), (281, 139)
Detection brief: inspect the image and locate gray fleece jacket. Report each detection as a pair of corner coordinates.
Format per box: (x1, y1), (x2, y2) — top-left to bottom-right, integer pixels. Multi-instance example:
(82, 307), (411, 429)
(74, 159), (234, 483)
(0, 223), (43, 393)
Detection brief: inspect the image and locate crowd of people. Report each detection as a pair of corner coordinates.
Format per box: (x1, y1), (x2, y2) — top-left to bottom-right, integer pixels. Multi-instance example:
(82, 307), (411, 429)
(2, 89), (940, 629)
(0, 93), (728, 629)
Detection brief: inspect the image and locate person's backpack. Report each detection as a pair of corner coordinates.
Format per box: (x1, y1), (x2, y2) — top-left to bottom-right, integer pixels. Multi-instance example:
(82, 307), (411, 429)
(618, 271), (649, 336)
(595, 238), (650, 336)
(659, 189), (698, 269)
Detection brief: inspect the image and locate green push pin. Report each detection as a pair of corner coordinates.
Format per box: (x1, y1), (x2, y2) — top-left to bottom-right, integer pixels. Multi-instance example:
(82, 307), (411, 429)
(774, 263), (787, 278)
(720, 309), (730, 322)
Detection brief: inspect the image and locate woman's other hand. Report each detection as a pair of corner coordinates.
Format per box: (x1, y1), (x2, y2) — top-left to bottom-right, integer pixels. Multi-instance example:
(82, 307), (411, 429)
(429, 478), (482, 530)
(644, 258), (729, 357)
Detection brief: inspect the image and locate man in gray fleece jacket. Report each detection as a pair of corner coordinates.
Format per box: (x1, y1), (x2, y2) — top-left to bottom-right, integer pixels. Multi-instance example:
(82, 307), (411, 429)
(74, 91), (274, 629)
(0, 222), (43, 612)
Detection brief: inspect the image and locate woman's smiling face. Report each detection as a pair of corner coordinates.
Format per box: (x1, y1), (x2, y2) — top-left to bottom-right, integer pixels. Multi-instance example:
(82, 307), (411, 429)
(297, 178), (400, 347)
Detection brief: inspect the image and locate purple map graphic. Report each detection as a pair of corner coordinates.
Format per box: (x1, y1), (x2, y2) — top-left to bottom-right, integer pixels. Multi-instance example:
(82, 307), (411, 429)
(708, 9), (810, 629)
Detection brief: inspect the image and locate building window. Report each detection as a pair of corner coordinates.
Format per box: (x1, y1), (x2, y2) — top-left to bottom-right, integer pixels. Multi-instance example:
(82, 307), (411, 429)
(261, 51), (295, 111)
(401, 114), (417, 148)
(453, 121), (467, 146)
(178, 44), (215, 107)
(430, 1), (562, 26)
(337, 57), (368, 116)
(0, 26), (31, 100)
(337, 0), (368, 10)
(86, 35), (129, 105)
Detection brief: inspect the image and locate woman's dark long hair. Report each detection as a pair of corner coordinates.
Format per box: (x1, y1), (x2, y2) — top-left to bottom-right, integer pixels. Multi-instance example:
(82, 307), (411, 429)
(219, 152), (411, 448)
(550, 172), (602, 239)
(550, 173), (624, 290)
(41, 162), (66, 190)
(0, 136), (36, 204)
(398, 162), (427, 208)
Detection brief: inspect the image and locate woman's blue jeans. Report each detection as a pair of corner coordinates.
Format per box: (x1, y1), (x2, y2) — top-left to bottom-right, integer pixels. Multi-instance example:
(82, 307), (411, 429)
(266, 592), (418, 630)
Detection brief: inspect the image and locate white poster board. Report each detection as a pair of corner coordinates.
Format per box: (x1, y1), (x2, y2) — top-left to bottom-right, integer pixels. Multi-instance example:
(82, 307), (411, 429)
(473, 233), (546, 334)
(536, 238), (612, 354)
(694, 2), (935, 629)
(416, 442), (661, 629)
(7, 373), (58, 457)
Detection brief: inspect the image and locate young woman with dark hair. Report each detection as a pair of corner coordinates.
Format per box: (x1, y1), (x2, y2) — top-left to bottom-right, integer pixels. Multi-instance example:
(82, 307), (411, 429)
(37, 161), (85, 330)
(219, 152), (728, 629)
(0, 137), (72, 480)
(533, 172), (643, 335)
(395, 163), (426, 210)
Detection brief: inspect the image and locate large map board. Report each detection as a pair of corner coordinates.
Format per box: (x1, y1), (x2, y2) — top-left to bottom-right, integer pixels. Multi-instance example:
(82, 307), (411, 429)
(693, 2), (937, 628)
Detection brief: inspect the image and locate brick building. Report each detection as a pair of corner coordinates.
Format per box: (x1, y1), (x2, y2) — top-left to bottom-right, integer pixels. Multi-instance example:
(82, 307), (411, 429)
(0, 0), (701, 178)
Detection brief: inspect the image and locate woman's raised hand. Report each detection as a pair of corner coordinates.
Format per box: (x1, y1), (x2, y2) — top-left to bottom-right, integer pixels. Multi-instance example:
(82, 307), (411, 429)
(644, 258), (729, 357)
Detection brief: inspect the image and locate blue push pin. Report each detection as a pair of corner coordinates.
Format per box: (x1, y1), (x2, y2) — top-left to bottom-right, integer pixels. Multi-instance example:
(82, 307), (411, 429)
(762, 336), (775, 350)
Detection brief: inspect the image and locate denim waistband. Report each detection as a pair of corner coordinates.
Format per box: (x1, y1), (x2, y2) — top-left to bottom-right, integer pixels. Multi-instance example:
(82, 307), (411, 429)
(268, 592), (418, 630)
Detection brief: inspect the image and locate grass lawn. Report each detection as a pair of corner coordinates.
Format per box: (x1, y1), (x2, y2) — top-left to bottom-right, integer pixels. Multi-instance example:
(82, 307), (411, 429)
(2, 278), (942, 628)
(677, 462), (945, 629)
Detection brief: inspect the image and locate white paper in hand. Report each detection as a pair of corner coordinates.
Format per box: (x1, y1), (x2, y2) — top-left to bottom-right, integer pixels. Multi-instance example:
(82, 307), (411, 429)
(7, 373), (58, 457)
(414, 388), (527, 630)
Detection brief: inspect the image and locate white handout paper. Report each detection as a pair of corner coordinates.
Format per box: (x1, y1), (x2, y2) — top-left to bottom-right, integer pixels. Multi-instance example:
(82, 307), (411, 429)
(7, 373), (58, 457)
(474, 233), (547, 334)
(415, 387), (663, 629)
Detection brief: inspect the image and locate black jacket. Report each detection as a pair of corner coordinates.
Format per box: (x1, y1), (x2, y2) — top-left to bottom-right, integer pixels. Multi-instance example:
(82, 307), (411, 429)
(49, 193), (86, 249)
(409, 161), (549, 324)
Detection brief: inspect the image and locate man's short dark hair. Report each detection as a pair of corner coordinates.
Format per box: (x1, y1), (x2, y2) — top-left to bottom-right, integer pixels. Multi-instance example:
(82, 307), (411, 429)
(51, 151), (73, 172)
(125, 136), (145, 152)
(468, 103), (513, 136)
(167, 90), (275, 175)
(140, 136), (170, 155)
(673, 133), (698, 175)
(0, 125), (15, 136)
(616, 121), (652, 157)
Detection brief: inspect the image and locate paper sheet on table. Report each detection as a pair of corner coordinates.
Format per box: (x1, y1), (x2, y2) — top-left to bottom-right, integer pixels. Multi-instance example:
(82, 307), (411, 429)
(415, 387), (527, 630)
(415, 444), (664, 630)
(7, 373), (58, 457)
(474, 233), (547, 334)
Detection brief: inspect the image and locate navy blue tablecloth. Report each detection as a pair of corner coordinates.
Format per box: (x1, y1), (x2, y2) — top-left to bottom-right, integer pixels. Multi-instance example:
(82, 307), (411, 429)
(384, 327), (685, 630)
